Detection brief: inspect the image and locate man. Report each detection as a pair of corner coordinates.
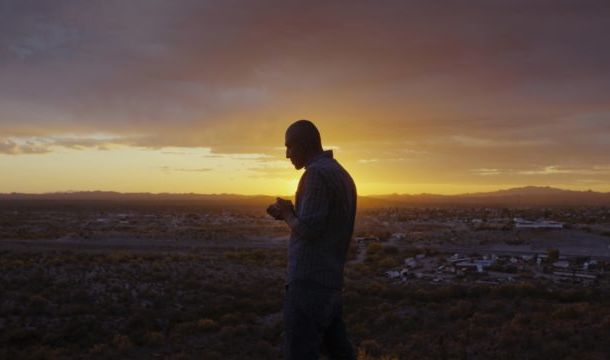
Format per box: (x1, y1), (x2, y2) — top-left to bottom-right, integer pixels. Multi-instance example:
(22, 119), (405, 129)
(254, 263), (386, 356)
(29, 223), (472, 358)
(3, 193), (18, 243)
(267, 120), (357, 360)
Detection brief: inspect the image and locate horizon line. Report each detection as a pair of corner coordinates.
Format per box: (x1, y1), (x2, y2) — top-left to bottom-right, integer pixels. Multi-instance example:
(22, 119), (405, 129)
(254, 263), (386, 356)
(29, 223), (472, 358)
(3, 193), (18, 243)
(1, 185), (608, 198)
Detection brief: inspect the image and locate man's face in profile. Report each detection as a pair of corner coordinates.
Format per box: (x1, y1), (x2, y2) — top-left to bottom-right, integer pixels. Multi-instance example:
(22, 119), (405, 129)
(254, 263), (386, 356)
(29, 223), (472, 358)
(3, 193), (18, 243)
(285, 135), (306, 170)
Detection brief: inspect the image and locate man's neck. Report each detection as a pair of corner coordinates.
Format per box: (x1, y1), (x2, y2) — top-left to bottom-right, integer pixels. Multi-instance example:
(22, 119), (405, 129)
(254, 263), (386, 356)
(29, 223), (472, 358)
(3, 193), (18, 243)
(304, 149), (328, 169)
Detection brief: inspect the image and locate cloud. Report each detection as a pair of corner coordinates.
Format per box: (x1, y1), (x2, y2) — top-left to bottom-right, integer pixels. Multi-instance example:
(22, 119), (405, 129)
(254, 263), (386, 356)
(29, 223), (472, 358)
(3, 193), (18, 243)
(464, 165), (610, 186)
(471, 168), (502, 176)
(518, 165), (610, 176)
(518, 166), (571, 176)
(0, 141), (19, 155)
(0, 139), (50, 155)
(449, 135), (552, 148)
(358, 158), (409, 164)
(159, 166), (212, 173)
(0, 0), (609, 177)
(0, 134), (143, 155)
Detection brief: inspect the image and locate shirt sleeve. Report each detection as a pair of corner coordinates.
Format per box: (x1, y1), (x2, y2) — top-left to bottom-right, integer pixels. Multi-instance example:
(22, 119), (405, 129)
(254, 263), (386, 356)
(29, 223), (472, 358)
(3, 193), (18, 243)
(288, 167), (330, 242)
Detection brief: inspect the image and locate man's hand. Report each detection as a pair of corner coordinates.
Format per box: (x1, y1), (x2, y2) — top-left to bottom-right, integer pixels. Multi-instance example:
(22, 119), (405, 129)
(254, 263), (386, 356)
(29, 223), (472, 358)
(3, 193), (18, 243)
(266, 203), (283, 220)
(275, 197), (295, 220)
(266, 197), (295, 221)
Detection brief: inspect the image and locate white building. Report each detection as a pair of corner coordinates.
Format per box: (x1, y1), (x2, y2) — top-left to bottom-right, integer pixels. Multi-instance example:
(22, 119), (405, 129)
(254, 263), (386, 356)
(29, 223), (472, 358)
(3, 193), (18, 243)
(514, 218), (564, 229)
(552, 260), (570, 269)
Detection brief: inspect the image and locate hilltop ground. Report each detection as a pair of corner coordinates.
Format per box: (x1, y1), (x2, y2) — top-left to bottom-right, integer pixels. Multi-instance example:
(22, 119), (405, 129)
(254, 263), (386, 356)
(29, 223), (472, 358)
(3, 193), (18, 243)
(1, 203), (609, 359)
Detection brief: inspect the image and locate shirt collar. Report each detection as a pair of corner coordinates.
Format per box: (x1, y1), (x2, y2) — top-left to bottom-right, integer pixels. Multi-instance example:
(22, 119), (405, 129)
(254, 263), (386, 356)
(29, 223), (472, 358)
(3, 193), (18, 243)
(305, 150), (333, 169)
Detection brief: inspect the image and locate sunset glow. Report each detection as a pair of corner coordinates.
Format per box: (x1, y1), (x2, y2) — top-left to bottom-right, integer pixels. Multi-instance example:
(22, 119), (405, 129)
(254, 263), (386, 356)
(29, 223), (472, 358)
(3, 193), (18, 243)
(1, 1), (609, 195)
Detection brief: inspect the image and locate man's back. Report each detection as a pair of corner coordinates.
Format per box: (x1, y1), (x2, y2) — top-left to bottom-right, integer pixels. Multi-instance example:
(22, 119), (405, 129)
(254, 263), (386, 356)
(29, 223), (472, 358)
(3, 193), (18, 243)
(287, 149), (357, 289)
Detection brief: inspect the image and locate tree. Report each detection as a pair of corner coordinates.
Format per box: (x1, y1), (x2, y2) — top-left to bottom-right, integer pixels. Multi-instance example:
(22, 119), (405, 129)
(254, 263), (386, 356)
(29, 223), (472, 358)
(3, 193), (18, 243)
(546, 248), (559, 263)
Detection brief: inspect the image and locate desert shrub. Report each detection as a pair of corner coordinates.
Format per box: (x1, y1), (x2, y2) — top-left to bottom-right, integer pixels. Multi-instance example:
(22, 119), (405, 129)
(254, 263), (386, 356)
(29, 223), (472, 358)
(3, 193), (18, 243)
(197, 318), (218, 332)
(107, 252), (133, 263)
(378, 257), (399, 268)
(223, 249), (266, 265)
(54, 317), (105, 348)
(219, 312), (242, 325)
(367, 242), (383, 255)
(492, 284), (540, 299)
(6, 327), (42, 347)
(142, 331), (164, 346)
(172, 321), (198, 338)
(551, 303), (590, 320)
(218, 324), (249, 341)
(27, 295), (50, 315)
(364, 282), (386, 295)
(447, 300), (474, 320)
(250, 340), (276, 359)
(111, 334), (134, 352)
(19, 345), (62, 360)
(358, 339), (382, 357)
(374, 231), (393, 242)
(380, 286), (406, 301)
(347, 241), (359, 260)
(421, 247), (439, 256)
(88, 343), (109, 356)
(546, 248), (560, 262)
(198, 350), (222, 360)
(382, 246), (399, 255)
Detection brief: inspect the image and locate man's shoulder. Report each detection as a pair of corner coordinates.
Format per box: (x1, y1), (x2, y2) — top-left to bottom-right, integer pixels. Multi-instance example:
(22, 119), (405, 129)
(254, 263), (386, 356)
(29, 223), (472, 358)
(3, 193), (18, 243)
(305, 157), (340, 177)
(305, 158), (354, 187)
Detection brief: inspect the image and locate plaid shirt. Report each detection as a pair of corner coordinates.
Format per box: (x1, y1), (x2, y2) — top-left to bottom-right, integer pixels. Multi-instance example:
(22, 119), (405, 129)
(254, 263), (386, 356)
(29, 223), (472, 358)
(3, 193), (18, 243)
(287, 150), (357, 289)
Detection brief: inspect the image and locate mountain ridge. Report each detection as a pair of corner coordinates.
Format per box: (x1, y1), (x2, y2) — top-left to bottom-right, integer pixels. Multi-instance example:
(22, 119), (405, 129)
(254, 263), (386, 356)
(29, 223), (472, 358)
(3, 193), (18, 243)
(3, 185), (607, 197)
(1, 186), (609, 207)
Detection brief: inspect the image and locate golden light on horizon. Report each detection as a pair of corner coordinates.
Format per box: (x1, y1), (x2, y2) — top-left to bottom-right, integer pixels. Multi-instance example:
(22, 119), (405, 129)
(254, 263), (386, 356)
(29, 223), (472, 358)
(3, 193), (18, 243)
(2, 140), (609, 196)
(1, 2), (609, 195)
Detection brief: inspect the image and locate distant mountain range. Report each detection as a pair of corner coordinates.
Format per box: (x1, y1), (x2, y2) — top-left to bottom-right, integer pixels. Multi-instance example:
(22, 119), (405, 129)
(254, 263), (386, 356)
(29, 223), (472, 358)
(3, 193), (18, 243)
(1, 186), (609, 207)
(364, 186), (610, 207)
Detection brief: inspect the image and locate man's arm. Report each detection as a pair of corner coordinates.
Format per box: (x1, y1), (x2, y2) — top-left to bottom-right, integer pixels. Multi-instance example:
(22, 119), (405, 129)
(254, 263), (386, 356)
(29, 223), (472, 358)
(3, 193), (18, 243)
(277, 168), (330, 242)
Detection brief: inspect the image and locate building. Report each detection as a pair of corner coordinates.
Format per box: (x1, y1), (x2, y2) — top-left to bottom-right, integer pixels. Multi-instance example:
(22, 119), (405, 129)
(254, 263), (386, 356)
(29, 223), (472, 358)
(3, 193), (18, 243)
(514, 218), (564, 229)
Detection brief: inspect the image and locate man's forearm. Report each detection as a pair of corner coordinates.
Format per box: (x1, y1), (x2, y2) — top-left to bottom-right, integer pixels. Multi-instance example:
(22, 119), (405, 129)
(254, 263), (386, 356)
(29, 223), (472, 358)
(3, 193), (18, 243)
(283, 211), (299, 231)
(283, 212), (320, 241)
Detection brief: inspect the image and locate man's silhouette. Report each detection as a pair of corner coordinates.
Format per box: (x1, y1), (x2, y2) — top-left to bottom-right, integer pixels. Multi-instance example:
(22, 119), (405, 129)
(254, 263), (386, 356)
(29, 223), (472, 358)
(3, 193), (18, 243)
(267, 120), (357, 360)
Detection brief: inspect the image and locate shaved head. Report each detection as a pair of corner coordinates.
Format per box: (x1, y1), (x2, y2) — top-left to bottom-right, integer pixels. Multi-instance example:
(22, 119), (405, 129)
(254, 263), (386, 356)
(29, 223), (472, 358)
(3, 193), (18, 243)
(286, 119), (322, 151)
(285, 119), (323, 170)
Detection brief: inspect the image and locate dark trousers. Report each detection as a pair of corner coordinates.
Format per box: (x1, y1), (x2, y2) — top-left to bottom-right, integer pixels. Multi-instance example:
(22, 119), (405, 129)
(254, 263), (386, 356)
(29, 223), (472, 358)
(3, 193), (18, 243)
(283, 280), (355, 360)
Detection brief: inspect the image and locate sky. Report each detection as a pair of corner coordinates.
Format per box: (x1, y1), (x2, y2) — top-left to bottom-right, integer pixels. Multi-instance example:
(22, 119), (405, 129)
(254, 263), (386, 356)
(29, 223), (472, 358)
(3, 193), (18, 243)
(1, 0), (609, 195)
